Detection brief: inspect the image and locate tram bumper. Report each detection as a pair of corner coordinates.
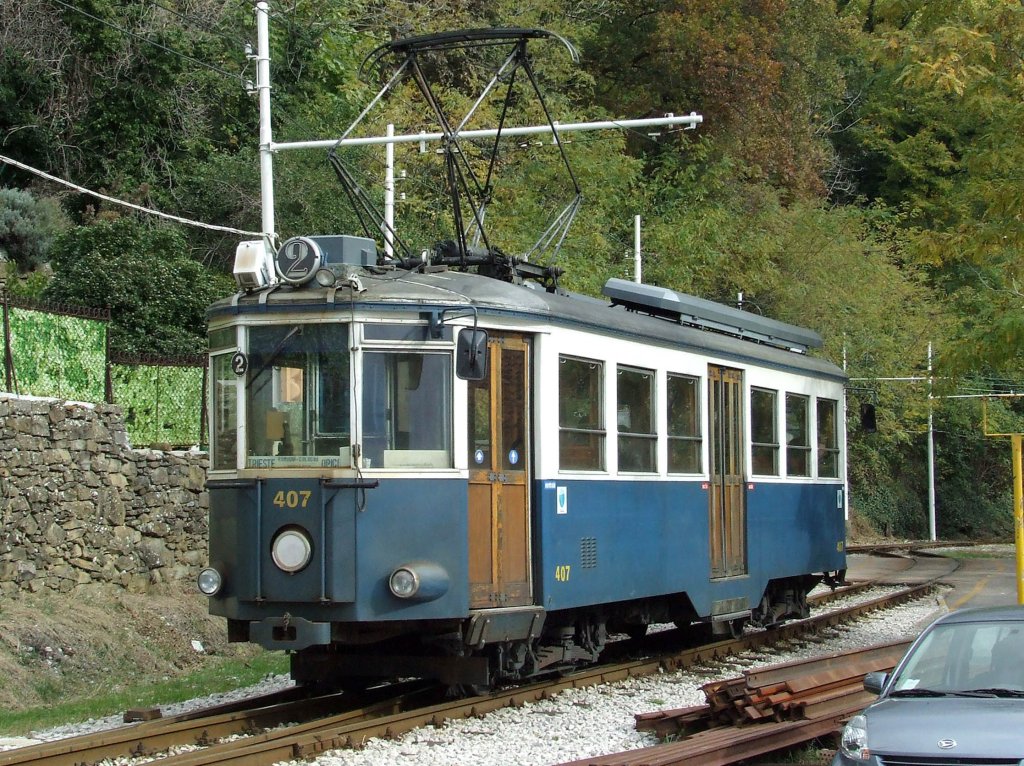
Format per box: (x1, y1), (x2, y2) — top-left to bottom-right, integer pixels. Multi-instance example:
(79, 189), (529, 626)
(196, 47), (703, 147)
(249, 615), (332, 651)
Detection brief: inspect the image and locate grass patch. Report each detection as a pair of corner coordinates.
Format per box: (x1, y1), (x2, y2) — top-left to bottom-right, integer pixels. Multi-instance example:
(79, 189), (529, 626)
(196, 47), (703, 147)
(936, 549), (1007, 560)
(0, 652), (289, 737)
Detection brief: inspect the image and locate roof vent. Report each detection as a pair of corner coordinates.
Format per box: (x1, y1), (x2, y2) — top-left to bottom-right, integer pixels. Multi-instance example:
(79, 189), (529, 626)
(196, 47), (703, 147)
(601, 278), (821, 353)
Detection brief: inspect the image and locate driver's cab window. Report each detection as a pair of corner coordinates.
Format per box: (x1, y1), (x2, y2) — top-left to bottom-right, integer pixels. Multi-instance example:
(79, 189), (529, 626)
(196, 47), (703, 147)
(245, 324), (350, 468)
(361, 351), (453, 469)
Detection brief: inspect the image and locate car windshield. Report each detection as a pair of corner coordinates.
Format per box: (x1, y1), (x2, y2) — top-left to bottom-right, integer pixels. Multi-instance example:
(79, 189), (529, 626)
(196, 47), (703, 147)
(890, 619), (1024, 695)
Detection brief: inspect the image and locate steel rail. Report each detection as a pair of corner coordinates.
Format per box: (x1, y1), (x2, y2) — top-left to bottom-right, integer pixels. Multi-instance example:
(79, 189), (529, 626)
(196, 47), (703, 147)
(0, 682), (438, 766)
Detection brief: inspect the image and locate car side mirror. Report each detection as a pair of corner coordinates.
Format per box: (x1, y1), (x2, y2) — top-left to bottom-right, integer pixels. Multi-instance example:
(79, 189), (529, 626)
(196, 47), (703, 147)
(456, 328), (488, 381)
(863, 670), (888, 694)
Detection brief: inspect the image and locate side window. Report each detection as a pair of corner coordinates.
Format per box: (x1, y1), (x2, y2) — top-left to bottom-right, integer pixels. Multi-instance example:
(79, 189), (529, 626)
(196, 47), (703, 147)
(210, 352), (238, 470)
(362, 351), (452, 468)
(750, 388), (779, 476)
(786, 393), (811, 477)
(667, 373), (701, 473)
(817, 397), (840, 478)
(559, 356), (605, 470)
(617, 366), (656, 473)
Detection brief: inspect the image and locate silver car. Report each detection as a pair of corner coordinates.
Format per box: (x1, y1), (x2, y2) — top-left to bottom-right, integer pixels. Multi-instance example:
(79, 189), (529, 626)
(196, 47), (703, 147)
(834, 604), (1024, 765)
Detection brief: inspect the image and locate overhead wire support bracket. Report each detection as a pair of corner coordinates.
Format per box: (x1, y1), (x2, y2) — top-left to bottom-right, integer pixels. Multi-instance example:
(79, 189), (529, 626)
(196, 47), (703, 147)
(332, 28), (591, 275)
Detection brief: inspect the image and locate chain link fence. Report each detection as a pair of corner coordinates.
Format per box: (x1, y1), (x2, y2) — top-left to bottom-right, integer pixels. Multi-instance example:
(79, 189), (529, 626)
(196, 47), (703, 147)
(2, 291), (207, 448)
(109, 354), (207, 447)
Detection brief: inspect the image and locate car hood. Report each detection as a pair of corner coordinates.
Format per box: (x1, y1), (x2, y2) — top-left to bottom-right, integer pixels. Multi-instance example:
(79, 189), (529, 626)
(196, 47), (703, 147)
(866, 697), (1024, 758)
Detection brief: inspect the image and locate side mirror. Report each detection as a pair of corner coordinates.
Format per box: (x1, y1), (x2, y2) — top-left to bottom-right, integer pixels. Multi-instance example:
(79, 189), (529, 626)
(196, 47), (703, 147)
(456, 328), (488, 381)
(860, 402), (877, 433)
(863, 670), (888, 695)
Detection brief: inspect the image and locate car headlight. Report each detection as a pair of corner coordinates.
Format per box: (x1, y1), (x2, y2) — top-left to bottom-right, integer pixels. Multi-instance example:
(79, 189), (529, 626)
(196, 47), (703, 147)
(840, 714), (870, 761)
(197, 567), (222, 596)
(271, 527), (313, 573)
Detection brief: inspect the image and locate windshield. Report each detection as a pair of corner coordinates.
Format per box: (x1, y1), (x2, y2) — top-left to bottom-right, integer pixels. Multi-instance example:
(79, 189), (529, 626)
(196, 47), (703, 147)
(890, 620), (1024, 694)
(209, 321), (454, 471)
(245, 324), (350, 469)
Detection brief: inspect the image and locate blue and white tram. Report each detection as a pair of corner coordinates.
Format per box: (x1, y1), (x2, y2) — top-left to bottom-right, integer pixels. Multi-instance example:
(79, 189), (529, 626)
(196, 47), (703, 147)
(201, 235), (847, 688)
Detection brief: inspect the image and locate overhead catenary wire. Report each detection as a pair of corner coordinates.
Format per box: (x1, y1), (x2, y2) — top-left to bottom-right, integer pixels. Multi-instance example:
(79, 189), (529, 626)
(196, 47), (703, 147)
(0, 153), (263, 238)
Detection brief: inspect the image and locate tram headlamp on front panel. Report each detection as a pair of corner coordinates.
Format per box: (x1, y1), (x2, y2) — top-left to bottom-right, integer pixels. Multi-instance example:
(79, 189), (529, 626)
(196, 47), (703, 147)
(388, 561), (450, 601)
(197, 567), (223, 596)
(271, 527), (314, 573)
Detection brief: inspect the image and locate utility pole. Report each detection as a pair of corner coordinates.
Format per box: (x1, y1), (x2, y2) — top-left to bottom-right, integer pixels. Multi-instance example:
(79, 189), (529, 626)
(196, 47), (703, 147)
(384, 123), (395, 258)
(927, 342), (936, 541)
(255, 1), (275, 242)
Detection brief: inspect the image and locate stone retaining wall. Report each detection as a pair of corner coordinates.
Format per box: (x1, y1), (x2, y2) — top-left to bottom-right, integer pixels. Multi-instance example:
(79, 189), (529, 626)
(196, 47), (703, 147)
(0, 394), (208, 596)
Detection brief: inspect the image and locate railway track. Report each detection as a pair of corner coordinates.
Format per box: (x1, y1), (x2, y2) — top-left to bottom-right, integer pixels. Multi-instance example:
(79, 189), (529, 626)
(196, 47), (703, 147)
(0, 555), (955, 766)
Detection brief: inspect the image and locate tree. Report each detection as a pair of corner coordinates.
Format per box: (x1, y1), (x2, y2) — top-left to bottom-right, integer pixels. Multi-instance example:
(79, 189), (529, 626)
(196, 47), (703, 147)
(0, 187), (68, 272)
(835, 0), (1024, 376)
(582, 0), (856, 199)
(43, 217), (233, 356)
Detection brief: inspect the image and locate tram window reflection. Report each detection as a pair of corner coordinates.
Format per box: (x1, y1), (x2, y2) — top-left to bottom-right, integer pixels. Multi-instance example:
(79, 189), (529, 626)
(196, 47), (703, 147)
(362, 351), (453, 469)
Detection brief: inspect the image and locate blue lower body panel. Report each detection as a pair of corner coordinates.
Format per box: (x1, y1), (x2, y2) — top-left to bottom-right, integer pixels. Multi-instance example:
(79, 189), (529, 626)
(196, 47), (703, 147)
(208, 477), (470, 625)
(209, 475), (845, 649)
(534, 478), (845, 617)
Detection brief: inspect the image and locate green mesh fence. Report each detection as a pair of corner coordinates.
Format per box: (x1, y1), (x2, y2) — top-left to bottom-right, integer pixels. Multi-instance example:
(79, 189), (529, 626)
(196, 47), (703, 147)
(110, 359), (206, 448)
(3, 295), (207, 449)
(6, 305), (107, 402)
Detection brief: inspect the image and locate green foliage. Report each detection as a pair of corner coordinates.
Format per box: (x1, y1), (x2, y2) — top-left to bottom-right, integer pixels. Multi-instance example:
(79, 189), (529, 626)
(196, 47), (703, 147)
(836, 0), (1024, 376)
(0, 651), (288, 737)
(584, 0), (855, 199)
(0, 188), (69, 271)
(932, 397), (1018, 539)
(0, 48), (59, 184)
(2, 263), (50, 299)
(43, 218), (233, 356)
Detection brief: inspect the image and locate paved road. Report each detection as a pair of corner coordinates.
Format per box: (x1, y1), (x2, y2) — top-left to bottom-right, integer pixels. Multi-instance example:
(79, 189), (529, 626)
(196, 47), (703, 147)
(846, 544), (1023, 611)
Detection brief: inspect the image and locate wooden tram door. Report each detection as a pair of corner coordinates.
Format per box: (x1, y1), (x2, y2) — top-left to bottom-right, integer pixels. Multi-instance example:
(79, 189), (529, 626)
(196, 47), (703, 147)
(708, 365), (748, 578)
(467, 332), (532, 608)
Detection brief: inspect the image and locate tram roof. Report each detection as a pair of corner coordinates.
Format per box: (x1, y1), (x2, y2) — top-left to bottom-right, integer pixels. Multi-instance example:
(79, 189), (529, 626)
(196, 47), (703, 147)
(209, 268), (847, 382)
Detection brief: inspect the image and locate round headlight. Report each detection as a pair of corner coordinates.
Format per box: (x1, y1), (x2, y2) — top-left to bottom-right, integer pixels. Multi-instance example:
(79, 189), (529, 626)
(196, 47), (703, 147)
(197, 567), (222, 596)
(314, 267), (337, 287)
(840, 714), (870, 761)
(389, 567), (420, 599)
(271, 528), (313, 573)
